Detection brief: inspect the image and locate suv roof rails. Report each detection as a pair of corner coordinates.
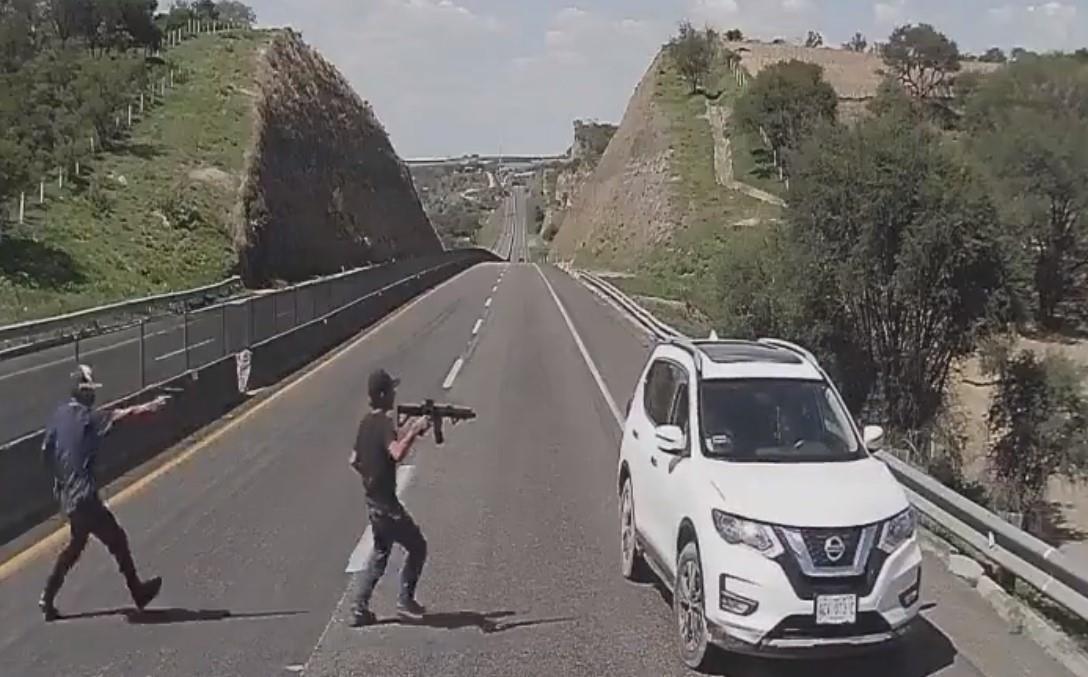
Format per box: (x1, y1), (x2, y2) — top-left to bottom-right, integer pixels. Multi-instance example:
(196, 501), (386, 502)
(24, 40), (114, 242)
(756, 338), (820, 368)
(661, 335), (704, 377)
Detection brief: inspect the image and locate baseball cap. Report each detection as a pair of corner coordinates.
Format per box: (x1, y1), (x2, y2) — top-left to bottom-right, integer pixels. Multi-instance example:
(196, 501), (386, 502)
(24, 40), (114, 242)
(72, 364), (103, 390)
(367, 368), (399, 400)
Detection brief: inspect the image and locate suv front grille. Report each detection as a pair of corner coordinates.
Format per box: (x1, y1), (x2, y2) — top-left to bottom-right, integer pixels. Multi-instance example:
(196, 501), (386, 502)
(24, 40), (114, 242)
(799, 527), (863, 567)
(766, 612), (891, 640)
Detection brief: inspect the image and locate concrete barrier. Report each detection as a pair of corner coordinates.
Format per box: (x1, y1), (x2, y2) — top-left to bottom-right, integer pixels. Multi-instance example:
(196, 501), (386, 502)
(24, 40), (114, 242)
(0, 250), (495, 546)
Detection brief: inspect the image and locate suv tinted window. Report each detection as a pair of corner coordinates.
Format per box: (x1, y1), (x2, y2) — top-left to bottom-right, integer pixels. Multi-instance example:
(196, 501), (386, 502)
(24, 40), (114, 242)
(643, 360), (676, 426)
(669, 375), (690, 433)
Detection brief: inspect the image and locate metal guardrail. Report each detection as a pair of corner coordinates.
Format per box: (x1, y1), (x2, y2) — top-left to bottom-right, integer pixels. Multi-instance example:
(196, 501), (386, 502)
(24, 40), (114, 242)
(0, 275), (244, 348)
(0, 254), (468, 447)
(570, 264), (1088, 624)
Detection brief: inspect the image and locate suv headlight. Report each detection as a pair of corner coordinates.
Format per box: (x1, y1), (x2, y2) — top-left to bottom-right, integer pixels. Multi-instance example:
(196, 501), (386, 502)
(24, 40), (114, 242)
(878, 507), (916, 554)
(712, 510), (784, 558)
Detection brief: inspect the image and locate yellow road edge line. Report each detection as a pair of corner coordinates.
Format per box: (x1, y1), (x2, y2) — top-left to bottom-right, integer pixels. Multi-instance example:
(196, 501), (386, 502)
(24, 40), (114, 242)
(0, 263), (486, 581)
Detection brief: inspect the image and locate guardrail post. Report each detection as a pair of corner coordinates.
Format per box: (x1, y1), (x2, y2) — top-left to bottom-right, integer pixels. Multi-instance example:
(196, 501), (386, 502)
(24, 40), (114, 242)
(183, 308), (190, 371)
(293, 288), (299, 328)
(139, 320), (146, 387)
(221, 305), (228, 358)
(247, 298), (255, 348)
(74, 335), (80, 365)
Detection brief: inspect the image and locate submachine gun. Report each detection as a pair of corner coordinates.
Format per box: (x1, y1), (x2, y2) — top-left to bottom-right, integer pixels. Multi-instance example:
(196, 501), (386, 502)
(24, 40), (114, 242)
(397, 399), (476, 445)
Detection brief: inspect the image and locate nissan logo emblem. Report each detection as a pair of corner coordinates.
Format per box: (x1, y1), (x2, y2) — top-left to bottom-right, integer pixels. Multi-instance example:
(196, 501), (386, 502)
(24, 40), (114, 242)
(824, 536), (847, 562)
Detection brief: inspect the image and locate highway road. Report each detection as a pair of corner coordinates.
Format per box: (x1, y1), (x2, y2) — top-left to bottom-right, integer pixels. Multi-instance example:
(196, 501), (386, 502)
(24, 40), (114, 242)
(0, 257), (1075, 676)
(492, 186), (529, 263)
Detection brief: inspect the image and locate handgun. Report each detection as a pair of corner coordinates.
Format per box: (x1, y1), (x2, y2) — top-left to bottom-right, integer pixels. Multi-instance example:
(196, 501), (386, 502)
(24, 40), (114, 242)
(396, 399), (477, 445)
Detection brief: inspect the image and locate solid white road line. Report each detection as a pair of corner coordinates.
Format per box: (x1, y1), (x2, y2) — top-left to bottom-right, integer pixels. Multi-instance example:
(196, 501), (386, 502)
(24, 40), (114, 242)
(345, 464), (417, 573)
(534, 265), (623, 427)
(472, 319), (483, 336)
(154, 338), (215, 361)
(442, 357), (465, 390)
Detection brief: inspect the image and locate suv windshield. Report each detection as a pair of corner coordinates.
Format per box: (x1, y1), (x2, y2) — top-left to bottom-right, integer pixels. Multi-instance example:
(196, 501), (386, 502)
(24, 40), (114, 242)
(699, 378), (863, 463)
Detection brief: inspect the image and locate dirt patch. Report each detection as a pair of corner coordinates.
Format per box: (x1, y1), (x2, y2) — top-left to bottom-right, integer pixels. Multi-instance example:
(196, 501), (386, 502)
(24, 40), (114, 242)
(188, 167), (235, 189)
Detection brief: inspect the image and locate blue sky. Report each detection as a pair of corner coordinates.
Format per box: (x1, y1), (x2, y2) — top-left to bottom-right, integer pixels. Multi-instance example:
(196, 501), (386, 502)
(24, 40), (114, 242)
(245, 1), (1087, 158)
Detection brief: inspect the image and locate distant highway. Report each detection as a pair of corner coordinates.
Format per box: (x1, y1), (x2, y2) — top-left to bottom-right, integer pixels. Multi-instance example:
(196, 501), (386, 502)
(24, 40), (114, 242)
(0, 262), (1072, 676)
(493, 186), (529, 263)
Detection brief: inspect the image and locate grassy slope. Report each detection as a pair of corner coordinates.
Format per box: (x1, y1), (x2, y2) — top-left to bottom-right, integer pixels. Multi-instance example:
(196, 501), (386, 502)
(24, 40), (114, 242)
(621, 51), (781, 310)
(0, 30), (270, 324)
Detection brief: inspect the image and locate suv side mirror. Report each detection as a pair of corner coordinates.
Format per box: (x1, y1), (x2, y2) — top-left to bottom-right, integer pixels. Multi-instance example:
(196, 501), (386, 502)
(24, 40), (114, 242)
(863, 425), (885, 450)
(655, 425), (687, 454)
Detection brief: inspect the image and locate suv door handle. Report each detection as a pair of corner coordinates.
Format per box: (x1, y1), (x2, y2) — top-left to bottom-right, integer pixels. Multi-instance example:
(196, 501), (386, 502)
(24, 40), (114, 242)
(632, 431), (640, 440)
(650, 456), (658, 467)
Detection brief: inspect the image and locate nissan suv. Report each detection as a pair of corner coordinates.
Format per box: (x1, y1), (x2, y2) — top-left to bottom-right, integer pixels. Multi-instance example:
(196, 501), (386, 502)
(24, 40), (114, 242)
(616, 337), (921, 670)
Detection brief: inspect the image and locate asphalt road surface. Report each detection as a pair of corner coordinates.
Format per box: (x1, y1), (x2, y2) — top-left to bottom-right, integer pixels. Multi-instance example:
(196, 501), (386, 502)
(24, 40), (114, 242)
(492, 187), (528, 263)
(0, 260), (1075, 677)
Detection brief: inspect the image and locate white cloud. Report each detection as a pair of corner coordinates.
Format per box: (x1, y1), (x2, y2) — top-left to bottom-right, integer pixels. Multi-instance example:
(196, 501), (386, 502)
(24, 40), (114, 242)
(690, 0), (741, 24)
(782, 0), (813, 12)
(980, 1), (1083, 50)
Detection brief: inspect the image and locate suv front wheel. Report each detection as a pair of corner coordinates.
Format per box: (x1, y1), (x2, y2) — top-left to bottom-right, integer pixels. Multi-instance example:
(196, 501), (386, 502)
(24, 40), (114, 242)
(619, 478), (648, 582)
(675, 540), (713, 670)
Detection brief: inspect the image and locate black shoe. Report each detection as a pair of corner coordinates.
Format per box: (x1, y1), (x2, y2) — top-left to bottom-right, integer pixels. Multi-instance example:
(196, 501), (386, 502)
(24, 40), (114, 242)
(349, 609), (377, 627)
(132, 577), (162, 610)
(397, 599), (426, 620)
(39, 595), (59, 622)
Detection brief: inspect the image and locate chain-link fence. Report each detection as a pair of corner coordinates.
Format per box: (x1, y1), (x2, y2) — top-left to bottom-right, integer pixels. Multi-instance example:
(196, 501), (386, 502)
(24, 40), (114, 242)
(0, 254), (457, 445)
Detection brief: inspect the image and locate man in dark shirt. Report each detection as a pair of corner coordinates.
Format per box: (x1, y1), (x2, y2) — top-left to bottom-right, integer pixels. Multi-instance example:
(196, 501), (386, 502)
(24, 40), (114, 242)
(348, 368), (431, 627)
(38, 365), (170, 621)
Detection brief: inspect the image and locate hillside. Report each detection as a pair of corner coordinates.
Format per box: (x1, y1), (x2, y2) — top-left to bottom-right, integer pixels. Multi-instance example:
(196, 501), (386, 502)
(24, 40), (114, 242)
(550, 46), (780, 311)
(0, 28), (439, 322)
(237, 30), (440, 285)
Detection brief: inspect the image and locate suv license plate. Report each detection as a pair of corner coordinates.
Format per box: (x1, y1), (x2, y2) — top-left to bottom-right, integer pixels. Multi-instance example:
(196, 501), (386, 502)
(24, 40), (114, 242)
(815, 594), (857, 625)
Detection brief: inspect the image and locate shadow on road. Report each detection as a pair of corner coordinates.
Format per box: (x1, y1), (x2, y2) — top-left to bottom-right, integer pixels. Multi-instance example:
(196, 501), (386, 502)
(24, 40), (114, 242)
(378, 609), (575, 634)
(701, 618), (957, 677)
(56, 607), (307, 625)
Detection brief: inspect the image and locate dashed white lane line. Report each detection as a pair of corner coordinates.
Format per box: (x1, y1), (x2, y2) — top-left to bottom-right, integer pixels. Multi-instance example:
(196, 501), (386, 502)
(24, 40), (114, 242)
(534, 264), (623, 427)
(472, 319), (483, 336)
(442, 357), (466, 390)
(344, 464), (417, 573)
(485, 297), (492, 308)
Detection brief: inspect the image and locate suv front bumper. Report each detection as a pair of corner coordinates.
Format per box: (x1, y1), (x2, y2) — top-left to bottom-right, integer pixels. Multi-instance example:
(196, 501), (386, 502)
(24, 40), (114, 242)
(702, 536), (923, 658)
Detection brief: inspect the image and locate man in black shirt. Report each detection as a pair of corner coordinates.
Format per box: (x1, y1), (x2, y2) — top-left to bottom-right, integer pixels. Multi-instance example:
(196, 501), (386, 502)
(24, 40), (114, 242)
(349, 368), (431, 627)
(39, 365), (170, 621)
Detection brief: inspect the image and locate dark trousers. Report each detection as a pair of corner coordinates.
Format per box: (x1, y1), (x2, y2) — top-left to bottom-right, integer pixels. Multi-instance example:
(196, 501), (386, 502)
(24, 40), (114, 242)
(352, 506), (427, 613)
(43, 498), (141, 603)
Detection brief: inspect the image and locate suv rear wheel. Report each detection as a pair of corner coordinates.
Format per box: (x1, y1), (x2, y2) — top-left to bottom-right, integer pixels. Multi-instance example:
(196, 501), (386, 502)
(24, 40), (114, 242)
(675, 540), (713, 670)
(619, 478), (648, 582)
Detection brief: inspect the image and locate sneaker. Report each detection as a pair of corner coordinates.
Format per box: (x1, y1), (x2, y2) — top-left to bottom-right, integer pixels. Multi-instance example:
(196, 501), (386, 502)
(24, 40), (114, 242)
(38, 595), (59, 622)
(396, 598), (426, 620)
(349, 608), (377, 627)
(132, 577), (162, 610)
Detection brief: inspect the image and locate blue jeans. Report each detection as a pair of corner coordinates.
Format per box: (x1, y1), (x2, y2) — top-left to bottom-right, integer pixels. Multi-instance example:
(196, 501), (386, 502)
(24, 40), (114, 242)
(352, 506), (427, 614)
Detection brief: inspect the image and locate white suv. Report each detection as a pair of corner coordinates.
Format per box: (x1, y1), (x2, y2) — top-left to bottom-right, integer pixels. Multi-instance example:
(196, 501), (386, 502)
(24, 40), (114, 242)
(617, 338), (922, 669)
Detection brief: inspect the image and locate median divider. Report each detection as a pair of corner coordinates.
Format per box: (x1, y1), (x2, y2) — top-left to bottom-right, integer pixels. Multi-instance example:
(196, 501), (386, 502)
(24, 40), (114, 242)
(0, 250), (497, 547)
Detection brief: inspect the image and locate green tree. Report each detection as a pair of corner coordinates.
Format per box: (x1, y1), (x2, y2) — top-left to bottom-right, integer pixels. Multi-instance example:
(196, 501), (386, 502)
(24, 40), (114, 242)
(881, 23), (961, 101)
(724, 28), (743, 42)
(844, 32), (867, 53)
(735, 59), (837, 167)
(214, 0), (255, 26)
(980, 47), (1007, 63)
(965, 56), (1088, 330)
(667, 20), (718, 95)
(987, 350), (1088, 519)
(783, 104), (1009, 430)
(805, 30), (823, 48)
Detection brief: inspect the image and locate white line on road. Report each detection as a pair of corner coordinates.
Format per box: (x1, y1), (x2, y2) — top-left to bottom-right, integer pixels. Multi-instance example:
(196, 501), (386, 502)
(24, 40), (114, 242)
(535, 265), (622, 427)
(472, 319), (483, 336)
(154, 338), (215, 362)
(485, 297), (492, 308)
(442, 357), (465, 390)
(492, 285), (498, 293)
(345, 464), (417, 573)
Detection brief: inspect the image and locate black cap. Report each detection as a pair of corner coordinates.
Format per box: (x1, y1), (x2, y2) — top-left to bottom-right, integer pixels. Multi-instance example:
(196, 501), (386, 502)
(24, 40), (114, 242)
(367, 368), (399, 401)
